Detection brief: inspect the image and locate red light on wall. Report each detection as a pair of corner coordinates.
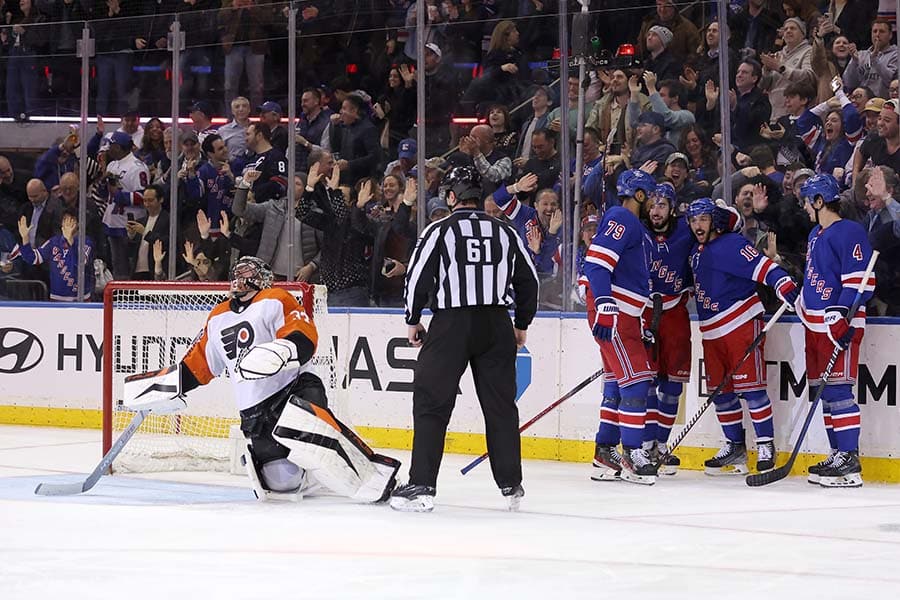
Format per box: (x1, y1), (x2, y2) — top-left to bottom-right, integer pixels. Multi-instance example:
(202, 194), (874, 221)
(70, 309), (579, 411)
(551, 47), (561, 60)
(616, 44), (636, 56)
(346, 63), (359, 74)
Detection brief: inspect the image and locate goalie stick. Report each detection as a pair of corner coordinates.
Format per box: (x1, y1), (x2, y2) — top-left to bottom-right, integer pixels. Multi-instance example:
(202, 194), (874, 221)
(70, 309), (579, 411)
(746, 250), (879, 487)
(34, 409), (149, 496)
(659, 300), (792, 462)
(460, 369), (604, 475)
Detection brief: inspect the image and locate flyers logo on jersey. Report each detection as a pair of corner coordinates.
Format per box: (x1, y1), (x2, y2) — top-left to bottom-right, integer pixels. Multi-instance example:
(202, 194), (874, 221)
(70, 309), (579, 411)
(221, 321), (255, 360)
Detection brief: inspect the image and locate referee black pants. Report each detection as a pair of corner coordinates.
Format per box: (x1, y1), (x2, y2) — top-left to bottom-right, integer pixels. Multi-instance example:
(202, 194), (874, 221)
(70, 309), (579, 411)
(409, 307), (522, 490)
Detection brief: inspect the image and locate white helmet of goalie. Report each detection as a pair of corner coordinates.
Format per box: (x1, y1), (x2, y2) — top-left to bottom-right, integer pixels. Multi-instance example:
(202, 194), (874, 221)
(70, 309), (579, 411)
(231, 256), (274, 298)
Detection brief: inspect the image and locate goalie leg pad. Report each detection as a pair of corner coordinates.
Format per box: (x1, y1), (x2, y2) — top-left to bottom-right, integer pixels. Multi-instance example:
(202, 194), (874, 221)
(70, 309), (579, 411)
(242, 444), (304, 502)
(272, 396), (401, 503)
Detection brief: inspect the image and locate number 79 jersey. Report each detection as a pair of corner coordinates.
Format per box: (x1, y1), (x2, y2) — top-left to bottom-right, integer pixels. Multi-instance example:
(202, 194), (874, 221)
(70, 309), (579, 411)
(181, 288), (319, 411)
(798, 220), (876, 333)
(584, 206), (651, 317)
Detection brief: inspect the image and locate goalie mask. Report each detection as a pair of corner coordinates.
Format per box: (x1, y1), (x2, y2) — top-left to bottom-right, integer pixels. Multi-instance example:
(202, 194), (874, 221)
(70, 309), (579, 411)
(231, 256), (274, 297)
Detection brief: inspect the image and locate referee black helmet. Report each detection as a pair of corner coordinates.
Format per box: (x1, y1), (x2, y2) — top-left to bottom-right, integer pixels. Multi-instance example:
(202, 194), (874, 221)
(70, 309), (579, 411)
(440, 166), (482, 208)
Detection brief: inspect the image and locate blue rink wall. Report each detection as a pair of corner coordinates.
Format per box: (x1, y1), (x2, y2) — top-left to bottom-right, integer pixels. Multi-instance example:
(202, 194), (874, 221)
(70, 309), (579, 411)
(0, 302), (898, 482)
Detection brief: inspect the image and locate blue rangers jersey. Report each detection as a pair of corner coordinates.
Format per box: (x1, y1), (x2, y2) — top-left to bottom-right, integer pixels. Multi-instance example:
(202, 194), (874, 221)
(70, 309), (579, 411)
(647, 218), (694, 310)
(690, 232), (792, 340)
(13, 235), (95, 301)
(584, 206), (651, 317)
(798, 219), (875, 333)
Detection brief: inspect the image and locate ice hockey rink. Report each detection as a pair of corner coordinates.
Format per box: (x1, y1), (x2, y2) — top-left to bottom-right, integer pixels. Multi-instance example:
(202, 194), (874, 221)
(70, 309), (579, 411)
(2, 425), (899, 600)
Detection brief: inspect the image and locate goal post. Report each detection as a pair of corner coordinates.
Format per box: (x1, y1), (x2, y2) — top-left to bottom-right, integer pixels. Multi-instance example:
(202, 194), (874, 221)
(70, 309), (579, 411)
(101, 281), (333, 473)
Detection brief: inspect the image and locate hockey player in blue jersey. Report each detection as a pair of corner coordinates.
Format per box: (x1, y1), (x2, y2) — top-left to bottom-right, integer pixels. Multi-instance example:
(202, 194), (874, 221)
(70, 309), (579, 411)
(687, 198), (799, 475)
(643, 183), (695, 474)
(798, 173), (876, 487)
(584, 169), (658, 485)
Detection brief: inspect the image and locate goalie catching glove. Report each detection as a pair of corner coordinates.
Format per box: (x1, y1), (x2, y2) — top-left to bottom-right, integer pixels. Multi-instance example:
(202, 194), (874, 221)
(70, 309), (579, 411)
(123, 364), (187, 414)
(236, 338), (300, 380)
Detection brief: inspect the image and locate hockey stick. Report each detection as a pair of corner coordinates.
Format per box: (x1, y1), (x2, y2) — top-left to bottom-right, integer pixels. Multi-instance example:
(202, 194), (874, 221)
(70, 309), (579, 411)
(747, 250), (879, 487)
(660, 300), (792, 460)
(460, 368), (604, 475)
(34, 409), (148, 496)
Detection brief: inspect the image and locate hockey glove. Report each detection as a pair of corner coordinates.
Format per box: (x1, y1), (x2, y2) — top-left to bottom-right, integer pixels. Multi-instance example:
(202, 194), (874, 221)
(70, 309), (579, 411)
(123, 365), (187, 414)
(592, 297), (618, 342)
(715, 199), (743, 232)
(236, 339), (299, 380)
(774, 276), (799, 310)
(824, 307), (855, 350)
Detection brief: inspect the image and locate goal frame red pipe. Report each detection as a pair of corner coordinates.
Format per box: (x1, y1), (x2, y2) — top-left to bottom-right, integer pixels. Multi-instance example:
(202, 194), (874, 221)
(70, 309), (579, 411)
(102, 281), (316, 455)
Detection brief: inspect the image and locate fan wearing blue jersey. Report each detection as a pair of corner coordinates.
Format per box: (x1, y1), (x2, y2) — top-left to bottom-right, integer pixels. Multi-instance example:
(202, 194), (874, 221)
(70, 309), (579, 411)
(642, 183), (694, 475)
(687, 198), (799, 476)
(584, 169), (658, 485)
(798, 174), (876, 488)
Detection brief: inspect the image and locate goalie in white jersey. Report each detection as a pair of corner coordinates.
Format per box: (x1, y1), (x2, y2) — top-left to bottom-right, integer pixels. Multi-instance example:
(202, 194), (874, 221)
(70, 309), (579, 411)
(124, 256), (400, 502)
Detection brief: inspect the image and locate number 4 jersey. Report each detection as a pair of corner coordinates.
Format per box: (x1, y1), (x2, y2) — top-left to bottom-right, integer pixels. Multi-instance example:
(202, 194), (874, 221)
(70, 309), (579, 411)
(690, 232), (792, 340)
(798, 220), (876, 333)
(180, 288), (319, 411)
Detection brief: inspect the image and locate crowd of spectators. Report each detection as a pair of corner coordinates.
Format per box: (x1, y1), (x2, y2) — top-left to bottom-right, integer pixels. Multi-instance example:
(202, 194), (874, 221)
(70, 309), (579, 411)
(0, 0), (898, 315)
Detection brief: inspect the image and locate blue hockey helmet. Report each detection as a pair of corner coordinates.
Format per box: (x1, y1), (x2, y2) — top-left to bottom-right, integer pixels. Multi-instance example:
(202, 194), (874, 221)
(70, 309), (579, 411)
(800, 173), (841, 205)
(685, 197), (729, 232)
(616, 169), (656, 199)
(652, 182), (677, 207)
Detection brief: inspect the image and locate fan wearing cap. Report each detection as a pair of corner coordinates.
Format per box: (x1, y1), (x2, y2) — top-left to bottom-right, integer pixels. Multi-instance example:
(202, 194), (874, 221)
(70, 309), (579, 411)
(189, 101), (218, 145)
(634, 71), (694, 146)
(258, 101), (289, 155)
(643, 26), (679, 83)
(383, 138), (417, 179)
(102, 130), (150, 279)
(636, 0), (701, 63)
(759, 17), (815, 121)
(629, 110), (676, 178)
(855, 98), (900, 181)
(662, 152), (703, 209)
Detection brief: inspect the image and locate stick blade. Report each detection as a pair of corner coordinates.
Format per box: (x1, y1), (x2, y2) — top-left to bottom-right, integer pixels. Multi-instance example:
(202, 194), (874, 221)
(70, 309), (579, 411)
(745, 465), (791, 487)
(34, 480), (89, 496)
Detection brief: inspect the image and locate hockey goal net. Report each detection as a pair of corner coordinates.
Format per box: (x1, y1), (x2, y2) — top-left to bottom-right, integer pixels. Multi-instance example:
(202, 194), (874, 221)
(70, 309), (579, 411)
(102, 281), (335, 473)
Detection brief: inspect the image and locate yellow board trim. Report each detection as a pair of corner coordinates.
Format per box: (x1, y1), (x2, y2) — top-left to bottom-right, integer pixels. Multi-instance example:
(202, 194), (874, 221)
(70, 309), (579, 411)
(2, 405), (898, 483)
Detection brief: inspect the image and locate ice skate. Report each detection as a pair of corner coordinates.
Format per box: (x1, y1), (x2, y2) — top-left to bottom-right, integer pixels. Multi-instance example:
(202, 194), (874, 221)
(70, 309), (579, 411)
(647, 441), (680, 476)
(818, 451), (863, 488)
(501, 484), (525, 511)
(704, 441), (748, 476)
(590, 443), (622, 482)
(620, 447), (658, 485)
(389, 482), (436, 512)
(808, 449), (838, 485)
(755, 440), (776, 473)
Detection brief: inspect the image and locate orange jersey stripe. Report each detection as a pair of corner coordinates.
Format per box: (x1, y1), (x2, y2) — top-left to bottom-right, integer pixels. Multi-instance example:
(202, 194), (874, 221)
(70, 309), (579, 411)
(182, 300), (232, 385)
(257, 288), (319, 353)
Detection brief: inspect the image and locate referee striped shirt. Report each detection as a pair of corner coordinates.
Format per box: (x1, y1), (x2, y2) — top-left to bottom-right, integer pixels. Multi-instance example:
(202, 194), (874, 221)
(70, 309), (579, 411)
(404, 208), (540, 329)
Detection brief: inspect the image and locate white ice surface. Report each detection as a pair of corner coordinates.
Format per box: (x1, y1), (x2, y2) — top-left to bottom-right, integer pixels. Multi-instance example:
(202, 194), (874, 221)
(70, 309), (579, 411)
(1, 425), (900, 600)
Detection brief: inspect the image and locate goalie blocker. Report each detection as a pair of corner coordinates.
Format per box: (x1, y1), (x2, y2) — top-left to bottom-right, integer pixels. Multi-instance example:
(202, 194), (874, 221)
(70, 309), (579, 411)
(123, 257), (400, 502)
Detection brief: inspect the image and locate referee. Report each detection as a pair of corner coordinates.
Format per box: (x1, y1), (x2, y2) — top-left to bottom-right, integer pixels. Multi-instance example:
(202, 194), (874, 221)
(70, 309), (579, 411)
(389, 166), (539, 513)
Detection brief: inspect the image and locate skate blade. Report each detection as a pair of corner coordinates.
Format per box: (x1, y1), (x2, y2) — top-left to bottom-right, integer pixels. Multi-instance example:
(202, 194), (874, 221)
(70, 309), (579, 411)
(807, 474), (821, 485)
(389, 496), (435, 512)
(507, 496), (522, 512)
(659, 465), (679, 476)
(620, 470), (657, 486)
(818, 474), (863, 488)
(704, 464), (749, 476)
(590, 468), (621, 482)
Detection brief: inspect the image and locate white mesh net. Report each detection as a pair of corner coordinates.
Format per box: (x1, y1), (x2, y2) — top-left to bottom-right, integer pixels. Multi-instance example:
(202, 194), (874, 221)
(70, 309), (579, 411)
(106, 283), (333, 473)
